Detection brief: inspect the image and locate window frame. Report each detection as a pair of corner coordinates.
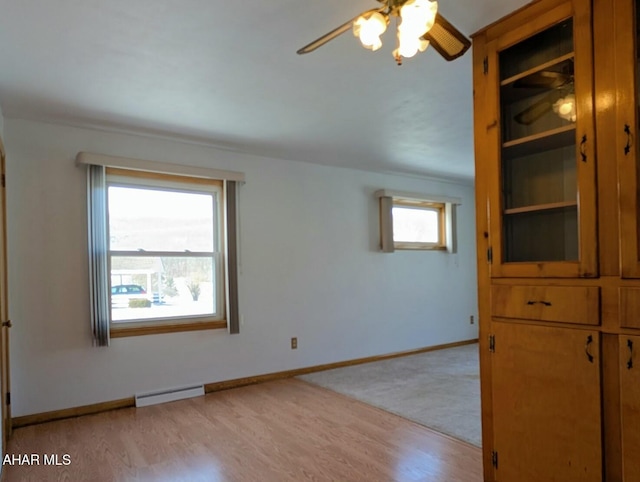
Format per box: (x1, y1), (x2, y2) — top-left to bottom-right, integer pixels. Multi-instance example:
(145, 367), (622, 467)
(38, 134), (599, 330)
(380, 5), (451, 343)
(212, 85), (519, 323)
(105, 168), (228, 338)
(391, 198), (447, 250)
(375, 189), (460, 254)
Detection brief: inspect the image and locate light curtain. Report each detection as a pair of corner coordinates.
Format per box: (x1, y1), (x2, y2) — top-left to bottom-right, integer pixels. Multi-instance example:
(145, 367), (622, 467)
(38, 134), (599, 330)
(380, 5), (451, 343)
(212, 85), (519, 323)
(87, 164), (110, 346)
(226, 181), (240, 334)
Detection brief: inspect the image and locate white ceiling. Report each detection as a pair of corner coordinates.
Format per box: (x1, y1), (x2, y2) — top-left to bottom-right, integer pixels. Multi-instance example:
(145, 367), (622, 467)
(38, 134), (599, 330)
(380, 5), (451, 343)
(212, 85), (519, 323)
(0, 0), (529, 181)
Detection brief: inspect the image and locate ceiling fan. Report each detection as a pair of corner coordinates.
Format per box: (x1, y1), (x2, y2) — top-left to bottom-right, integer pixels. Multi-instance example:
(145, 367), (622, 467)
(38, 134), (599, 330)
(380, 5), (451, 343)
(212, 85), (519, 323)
(296, 0), (471, 65)
(511, 61), (575, 125)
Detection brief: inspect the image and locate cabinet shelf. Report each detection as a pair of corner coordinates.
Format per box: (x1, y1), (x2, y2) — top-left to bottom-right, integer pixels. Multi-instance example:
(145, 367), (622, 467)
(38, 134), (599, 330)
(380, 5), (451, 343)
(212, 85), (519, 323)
(501, 52), (575, 87)
(500, 55), (574, 104)
(502, 124), (576, 160)
(504, 200), (577, 215)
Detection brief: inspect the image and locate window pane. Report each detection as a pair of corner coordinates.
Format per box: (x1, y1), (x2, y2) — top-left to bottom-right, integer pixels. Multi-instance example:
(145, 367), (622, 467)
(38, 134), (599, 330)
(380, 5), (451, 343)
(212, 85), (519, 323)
(110, 256), (217, 323)
(108, 186), (215, 252)
(392, 206), (439, 243)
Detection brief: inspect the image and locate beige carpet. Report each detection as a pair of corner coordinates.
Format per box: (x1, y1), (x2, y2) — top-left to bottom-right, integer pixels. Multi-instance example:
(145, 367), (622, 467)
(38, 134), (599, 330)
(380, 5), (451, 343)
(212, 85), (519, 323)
(298, 343), (481, 447)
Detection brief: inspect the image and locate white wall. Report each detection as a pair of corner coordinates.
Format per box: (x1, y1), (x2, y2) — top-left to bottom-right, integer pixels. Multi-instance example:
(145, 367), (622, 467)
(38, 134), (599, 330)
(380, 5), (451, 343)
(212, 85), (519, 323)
(4, 118), (478, 417)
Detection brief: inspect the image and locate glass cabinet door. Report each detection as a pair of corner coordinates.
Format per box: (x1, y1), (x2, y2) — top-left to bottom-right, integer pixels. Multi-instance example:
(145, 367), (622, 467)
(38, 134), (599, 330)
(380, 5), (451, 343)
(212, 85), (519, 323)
(618, 0), (640, 278)
(487, 0), (597, 278)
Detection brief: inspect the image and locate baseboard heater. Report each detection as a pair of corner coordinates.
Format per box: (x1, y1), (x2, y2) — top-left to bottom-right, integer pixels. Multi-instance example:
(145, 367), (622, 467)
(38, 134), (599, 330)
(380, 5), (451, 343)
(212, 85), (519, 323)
(135, 384), (205, 408)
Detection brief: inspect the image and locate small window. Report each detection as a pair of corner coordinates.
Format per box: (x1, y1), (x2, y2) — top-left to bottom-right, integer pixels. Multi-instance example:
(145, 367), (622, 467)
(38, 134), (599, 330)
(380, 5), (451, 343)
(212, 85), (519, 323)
(376, 189), (459, 253)
(391, 200), (446, 250)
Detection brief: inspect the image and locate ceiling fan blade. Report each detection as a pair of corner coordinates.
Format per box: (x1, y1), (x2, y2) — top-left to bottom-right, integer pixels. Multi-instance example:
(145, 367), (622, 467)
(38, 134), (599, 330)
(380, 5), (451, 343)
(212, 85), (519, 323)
(422, 13), (471, 61)
(514, 71), (571, 89)
(297, 8), (384, 55)
(514, 91), (563, 125)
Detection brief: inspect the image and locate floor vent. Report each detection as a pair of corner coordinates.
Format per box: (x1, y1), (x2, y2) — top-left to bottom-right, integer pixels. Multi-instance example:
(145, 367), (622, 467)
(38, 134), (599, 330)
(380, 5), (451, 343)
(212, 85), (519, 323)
(135, 384), (205, 408)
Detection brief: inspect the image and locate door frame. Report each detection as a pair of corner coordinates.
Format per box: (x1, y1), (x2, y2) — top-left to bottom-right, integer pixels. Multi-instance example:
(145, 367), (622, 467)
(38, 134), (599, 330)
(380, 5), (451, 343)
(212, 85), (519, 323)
(0, 135), (11, 446)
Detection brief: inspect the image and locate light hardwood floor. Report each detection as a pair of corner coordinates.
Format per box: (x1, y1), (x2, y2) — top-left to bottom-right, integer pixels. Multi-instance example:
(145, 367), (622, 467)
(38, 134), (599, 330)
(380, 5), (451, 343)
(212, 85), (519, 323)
(4, 379), (482, 481)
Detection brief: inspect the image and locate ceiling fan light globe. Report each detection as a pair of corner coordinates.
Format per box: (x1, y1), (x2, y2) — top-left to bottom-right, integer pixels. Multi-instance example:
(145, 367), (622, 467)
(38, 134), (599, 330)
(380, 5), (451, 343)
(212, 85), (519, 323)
(559, 103), (572, 116)
(362, 37), (383, 51)
(398, 20), (424, 38)
(398, 35), (420, 58)
(354, 12), (387, 36)
(553, 94), (576, 122)
(353, 12), (387, 50)
(423, 17), (436, 34)
(560, 93), (576, 114)
(399, 46), (419, 58)
(418, 38), (430, 52)
(400, 0), (438, 30)
(353, 16), (365, 37)
(360, 32), (382, 49)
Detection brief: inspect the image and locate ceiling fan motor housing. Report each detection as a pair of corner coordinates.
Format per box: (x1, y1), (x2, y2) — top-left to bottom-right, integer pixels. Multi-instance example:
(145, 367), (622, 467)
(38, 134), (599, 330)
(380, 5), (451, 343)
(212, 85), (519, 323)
(384, 0), (410, 11)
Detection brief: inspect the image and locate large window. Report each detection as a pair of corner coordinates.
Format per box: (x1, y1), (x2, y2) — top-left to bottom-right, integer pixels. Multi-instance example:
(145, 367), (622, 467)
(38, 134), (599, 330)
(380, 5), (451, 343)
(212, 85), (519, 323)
(84, 157), (241, 344)
(107, 169), (224, 326)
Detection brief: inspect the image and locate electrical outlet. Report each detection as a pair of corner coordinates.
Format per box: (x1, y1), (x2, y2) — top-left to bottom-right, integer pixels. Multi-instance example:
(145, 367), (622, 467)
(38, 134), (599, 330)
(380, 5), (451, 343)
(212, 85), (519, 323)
(470, 315), (475, 325)
(291, 337), (298, 349)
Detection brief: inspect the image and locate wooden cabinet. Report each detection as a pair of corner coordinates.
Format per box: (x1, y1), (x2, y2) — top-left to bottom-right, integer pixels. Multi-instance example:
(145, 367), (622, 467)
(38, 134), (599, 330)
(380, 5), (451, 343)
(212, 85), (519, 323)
(473, 0), (640, 480)
(492, 323), (602, 481)
(615, 0), (640, 278)
(620, 335), (640, 480)
(609, 23), (640, 477)
(481, 0), (597, 279)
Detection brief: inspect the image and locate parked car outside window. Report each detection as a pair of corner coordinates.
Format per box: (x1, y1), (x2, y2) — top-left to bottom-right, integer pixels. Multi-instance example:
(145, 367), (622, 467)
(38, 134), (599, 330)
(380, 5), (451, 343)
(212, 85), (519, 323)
(111, 284), (149, 308)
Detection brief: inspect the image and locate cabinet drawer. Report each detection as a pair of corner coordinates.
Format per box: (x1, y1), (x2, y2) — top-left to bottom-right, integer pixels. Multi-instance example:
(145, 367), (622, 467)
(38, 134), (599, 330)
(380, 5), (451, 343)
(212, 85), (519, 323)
(491, 285), (600, 325)
(620, 288), (640, 329)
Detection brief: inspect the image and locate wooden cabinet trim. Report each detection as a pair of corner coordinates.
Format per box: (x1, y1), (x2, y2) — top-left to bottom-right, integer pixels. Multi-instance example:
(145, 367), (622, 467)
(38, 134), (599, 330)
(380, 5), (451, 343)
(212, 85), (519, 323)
(472, 0), (572, 39)
(495, 3), (573, 51)
(472, 30), (497, 480)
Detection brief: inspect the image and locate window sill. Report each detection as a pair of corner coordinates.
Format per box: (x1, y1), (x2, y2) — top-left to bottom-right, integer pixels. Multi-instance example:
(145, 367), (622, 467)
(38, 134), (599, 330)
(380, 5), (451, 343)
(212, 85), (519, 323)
(110, 320), (227, 338)
(394, 244), (447, 251)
